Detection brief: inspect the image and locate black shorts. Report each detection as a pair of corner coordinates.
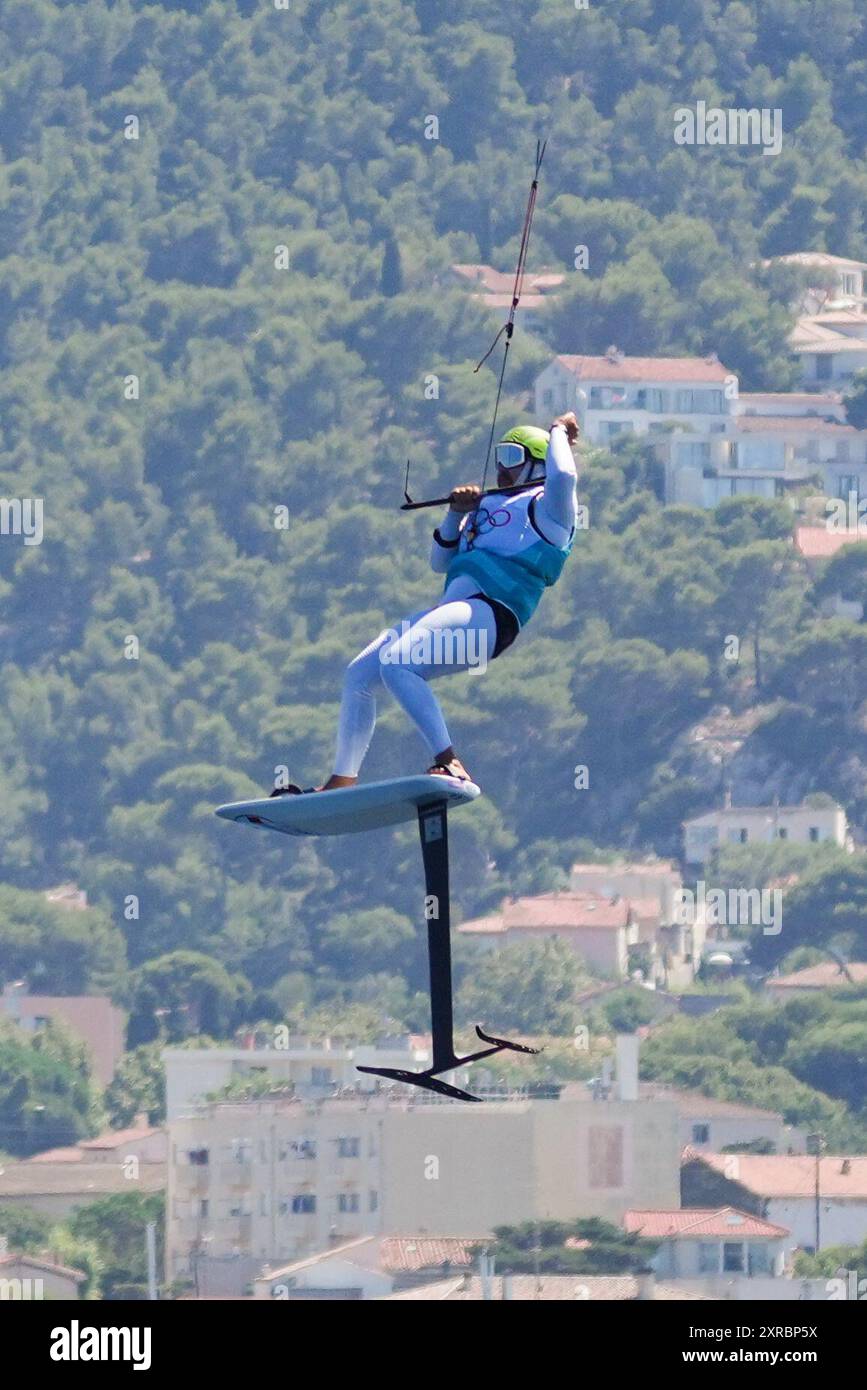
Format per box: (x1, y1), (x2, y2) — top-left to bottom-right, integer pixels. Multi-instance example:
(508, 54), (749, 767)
(471, 593), (520, 660)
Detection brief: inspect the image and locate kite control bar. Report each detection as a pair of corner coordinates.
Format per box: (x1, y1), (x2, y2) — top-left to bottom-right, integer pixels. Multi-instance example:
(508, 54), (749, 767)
(400, 460), (542, 512)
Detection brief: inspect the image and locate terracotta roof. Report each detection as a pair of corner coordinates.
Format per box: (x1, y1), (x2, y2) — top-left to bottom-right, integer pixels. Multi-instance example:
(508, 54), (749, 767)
(80, 1123), (161, 1151)
(554, 353), (730, 384)
(624, 1207), (789, 1239)
(688, 1152), (867, 1198)
(794, 527), (866, 559)
(460, 891), (630, 935)
(380, 1237), (480, 1272)
(767, 962), (867, 990)
(26, 1147), (86, 1164)
(0, 1253), (86, 1281)
(0, 1162), (165, 1198)
(385, 1275), (711, 1300)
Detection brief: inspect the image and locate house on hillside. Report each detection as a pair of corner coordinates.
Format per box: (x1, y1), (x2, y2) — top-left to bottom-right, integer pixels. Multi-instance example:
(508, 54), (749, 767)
(770, 252), (867, 316)
(458, 891), (639, 977)
(0, 983), (126, 1086)
(794, 526), (866, 620)
(765, 961), (867, 1000)
(681, 1150), (867, 1254)
(624, 1207), (788, 1278)
(683, 796), (851, 865)
(449, 264), (564, 331)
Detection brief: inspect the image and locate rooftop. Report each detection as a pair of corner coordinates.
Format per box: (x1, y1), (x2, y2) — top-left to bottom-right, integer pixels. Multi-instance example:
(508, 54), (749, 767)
(553, 353), (730, 384)
(766, 961), (867, 990)
(460, 890), (631, 935)
(624, 1206), (789, 1239)
(685, 1151), (867, 1198)
(794, 526), (866, 559)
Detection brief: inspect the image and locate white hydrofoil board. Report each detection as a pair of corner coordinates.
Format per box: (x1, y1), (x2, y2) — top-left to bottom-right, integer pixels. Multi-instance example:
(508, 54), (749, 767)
(215, 775), (481, 837)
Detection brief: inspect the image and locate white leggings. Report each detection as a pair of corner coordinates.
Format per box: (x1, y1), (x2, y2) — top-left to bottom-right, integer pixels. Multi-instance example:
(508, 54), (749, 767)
(333, 598), (498, 776)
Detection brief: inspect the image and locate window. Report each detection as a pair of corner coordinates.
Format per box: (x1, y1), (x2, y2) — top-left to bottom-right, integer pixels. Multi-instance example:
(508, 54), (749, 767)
(677, 442), (711, 468)
(291, 1195), (316, 1215)
(778, 828), (788, 840)
(748, 1243), (772, 1275)
(189, 1148), (209, 1166)
(815, 355), (832, 381)
(542, 388), (553, 407)
(199, 1199), (209, 1219)
(337, 1137), (361, 1159)
(369, 1191), (379, 1213)
(691, 1124), (710, 1145)
(809, 827), (820, 843)
(311, 1067), (332, 1085)
(739, 828), (748, 844)
(338, 1193), (360, 1214)
(841, 273), (858, 296)
(698, 1242), (718, 1274)
(723, 1242), (745, 1273)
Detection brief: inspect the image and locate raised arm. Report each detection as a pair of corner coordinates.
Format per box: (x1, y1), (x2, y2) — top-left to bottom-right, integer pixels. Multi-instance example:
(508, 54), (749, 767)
(537, 417), (579, 540)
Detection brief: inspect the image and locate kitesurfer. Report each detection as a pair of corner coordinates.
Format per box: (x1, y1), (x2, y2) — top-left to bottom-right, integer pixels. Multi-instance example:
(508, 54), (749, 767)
(272, 412), (580, 796)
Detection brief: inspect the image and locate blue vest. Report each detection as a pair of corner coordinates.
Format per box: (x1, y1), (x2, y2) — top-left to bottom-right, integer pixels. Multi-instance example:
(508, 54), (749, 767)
(444, 490), (573, 628)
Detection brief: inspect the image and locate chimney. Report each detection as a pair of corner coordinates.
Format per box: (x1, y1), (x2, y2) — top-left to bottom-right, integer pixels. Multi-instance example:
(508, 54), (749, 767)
(502, 1273), (514, 1300)
(133, 1112), (150, 1130)
(478, 1252), (495, 1301)
(616, 1035), (640, 1102)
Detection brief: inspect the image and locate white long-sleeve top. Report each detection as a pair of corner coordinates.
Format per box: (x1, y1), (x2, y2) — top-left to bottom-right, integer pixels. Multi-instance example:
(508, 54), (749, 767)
(429, 424), (578, 587)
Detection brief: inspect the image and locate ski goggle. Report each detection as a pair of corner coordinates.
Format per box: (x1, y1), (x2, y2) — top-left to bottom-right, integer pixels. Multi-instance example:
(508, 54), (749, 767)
(495, 442), (544, 473)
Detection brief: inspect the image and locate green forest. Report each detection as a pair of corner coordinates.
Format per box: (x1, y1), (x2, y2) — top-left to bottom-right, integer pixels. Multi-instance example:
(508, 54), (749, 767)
(1, 0), (867, 1153)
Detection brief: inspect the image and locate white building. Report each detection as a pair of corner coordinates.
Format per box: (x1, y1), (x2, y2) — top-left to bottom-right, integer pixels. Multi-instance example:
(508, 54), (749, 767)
(624, 1207), (788, 1278)
(166, 1045), (681, 1294)
(163, 1037), (433, 1120)
(683, 798), (851, 866)
(772, 252), (867, 316)
(534, 350), (860, 507)
(536, 350), (733, 475)
(791, 311), (867, 388)
(688, 1152), (867, 1255)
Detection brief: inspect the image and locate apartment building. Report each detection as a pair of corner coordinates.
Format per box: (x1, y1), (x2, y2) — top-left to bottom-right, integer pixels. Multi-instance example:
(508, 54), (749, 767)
(535, 350), (867, 506)
(683, 798), (851, 866)
(166, 1043), (681, 1294)
(163, 1036), (433, 1120)
(535, 351), (737, 504)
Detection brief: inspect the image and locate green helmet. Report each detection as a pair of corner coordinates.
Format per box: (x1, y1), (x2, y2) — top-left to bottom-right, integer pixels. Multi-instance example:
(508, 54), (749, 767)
(500, 425), (550, 461)
(496, 425), (550, 483)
